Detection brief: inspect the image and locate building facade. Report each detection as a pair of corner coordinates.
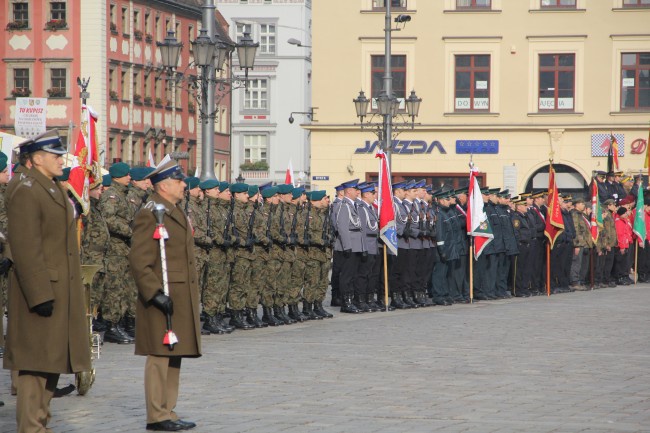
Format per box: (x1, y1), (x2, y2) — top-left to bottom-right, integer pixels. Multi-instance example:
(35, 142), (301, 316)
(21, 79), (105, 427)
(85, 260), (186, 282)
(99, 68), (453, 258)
(1, 0), (232, 176)
(216, 0), (312, 186)
(310, 0), (650, 196)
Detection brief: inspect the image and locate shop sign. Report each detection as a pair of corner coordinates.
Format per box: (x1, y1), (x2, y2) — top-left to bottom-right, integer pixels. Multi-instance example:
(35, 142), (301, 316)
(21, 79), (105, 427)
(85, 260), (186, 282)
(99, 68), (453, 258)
(354, 140), (447, 155)
(456, 140), (499, 154)
(312, 176), (329, 181)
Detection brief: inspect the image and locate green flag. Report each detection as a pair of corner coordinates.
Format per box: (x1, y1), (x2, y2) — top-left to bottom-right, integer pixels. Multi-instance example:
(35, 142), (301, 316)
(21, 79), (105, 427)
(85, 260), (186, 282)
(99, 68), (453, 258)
(633, 190), (646, 248)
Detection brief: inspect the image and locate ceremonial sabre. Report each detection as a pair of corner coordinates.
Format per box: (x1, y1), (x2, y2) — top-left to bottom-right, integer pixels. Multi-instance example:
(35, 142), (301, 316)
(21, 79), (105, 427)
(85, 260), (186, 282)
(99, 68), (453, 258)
(153, 204), (178, 350)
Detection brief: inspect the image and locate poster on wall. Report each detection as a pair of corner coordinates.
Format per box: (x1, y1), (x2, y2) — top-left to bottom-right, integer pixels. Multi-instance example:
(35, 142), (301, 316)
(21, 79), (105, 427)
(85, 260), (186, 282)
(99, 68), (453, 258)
(591, 133), (625, 157)
(503, 165), (517, 194)
(14, 97), (48, 139)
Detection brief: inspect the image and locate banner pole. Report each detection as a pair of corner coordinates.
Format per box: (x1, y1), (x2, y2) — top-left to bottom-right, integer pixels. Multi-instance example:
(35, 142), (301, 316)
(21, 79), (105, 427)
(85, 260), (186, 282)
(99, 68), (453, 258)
(513, 256), (517, 297)
(590, 247), (594, 290)
(469, 238), (474, 303)
(634, 241), (639, 284)
(383, 244), (389, 311)
(546, 243), (551, 296)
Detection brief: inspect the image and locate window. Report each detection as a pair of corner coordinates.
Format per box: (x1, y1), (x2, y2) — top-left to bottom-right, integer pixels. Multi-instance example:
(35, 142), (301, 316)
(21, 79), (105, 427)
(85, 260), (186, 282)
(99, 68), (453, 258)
(538, 54), (575, 111)
(373, 0), (407, 8)
(623, 0), (650, 6)
(121, 69), (129, 100)
(14, 68), (30, 91)
(50, 68), (66, 96)
(13, 2), (29, 26)
(540, 0), (576, 8)
(50, 2), (66, 21)
(144, 71), (152, 99)
(260, 24), (276, 55)
(164, 79), (172, 106)
(110, 4), (116, 29)
(454, 55), (490, 111)
(243, 135), (268, 163)
(122, 7), (129, 34)
(621, 53), (650, 110)
(457, 0), (490, 8)
(133, 9), (140, 31)
(236, 23), (252, 43)
(244, 79), (268, 109)
(155, 16), (161, 40)
(188, 25), (194, 52)
(371, 55), (406, 109)
(109, 67), (117, 95)
(133, 70), (141, 100)
(145, 12), (151, 34)
(155, 76), (162, 102)
(175, 82), (182, 108)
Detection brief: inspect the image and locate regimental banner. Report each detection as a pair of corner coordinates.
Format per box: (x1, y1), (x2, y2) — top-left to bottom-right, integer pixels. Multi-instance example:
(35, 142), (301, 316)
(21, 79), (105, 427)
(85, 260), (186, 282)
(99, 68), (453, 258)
(591, 133), (624, 157)
(14, 98), (48, 138)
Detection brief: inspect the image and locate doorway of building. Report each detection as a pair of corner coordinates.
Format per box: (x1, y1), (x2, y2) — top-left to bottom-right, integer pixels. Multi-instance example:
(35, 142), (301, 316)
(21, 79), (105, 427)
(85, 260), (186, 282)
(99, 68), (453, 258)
(525, 164), (588, 199)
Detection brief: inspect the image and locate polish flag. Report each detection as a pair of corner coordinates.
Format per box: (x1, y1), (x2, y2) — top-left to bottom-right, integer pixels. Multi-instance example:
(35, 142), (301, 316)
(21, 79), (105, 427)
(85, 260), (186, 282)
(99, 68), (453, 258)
(285, 159), (295, 186)
(147, 149), (156, 167)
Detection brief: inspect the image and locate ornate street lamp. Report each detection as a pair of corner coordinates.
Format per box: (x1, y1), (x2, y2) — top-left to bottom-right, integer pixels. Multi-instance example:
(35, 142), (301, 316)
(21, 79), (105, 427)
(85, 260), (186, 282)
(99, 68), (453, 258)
(353, 90), (370, 122)
(215, 35), (234, 72)
(376, 92), (393, 117)
(191, 29), (216, 68)
(236, 31), (259, 81)
(157, 31), (183, 71)
(405, 90), (422, 121)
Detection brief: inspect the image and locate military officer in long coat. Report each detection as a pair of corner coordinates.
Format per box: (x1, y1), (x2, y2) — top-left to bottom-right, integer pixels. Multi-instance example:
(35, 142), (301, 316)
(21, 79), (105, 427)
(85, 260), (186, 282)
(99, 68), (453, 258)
(129, 158), (201, 431)
(4, 130), (91, 433)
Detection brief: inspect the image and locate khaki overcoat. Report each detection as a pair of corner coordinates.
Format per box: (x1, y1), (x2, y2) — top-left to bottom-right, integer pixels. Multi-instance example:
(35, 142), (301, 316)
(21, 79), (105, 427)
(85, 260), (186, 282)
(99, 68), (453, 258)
(129, 193), (201, 357)
(3, 167), (91, 373)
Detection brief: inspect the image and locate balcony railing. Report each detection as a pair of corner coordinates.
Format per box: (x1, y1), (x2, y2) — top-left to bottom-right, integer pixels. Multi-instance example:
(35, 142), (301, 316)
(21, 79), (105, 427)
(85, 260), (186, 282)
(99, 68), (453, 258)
(240, 170), (269, 180)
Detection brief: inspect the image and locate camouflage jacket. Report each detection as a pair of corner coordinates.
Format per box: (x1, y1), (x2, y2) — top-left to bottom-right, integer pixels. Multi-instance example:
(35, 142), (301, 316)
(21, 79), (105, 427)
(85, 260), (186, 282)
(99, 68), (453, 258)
(571, 209), (594, 248)
(596, 211), (618, 251)
(307, 207), (329, 262)
(99, 181), (134, 255)
(127, 186), (150, 216)
(233, 200), (255, 259)
(81, 196), (110, 269)
(187, 196), (212, 249)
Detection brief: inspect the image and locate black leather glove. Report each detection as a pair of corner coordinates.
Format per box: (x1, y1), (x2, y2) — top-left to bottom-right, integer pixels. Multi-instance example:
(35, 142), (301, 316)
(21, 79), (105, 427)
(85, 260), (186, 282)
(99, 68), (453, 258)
(32, 300), (54, 317)
(150, 291), (173, 315)
(0, 257), (12, 275)
(361, 251), (368, 262)
(438, 250), (447, 263)
(343, 249), (351, 258)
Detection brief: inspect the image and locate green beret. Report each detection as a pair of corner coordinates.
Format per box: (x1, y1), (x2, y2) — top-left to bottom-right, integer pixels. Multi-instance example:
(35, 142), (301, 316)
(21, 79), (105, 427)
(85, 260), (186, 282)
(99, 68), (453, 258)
(229, 182), (249, 194)
(261, 186), (279, 199)
(0, 151), (7, 162)
(248, 185), (259, 197)
(0, 152), (7, 172)
(292, 187), (305, 200)
(131, 167), (151, 181)
(184, 176), (200, 190)
(309, 190), (326, 201)
(57, 167), (71, 182)
(102, 174), (112, 187)
(200, 179), (219, 190)
(218, 181), (230, 192)
(109, 162), (130, 178)
(277, 184), (294, 195)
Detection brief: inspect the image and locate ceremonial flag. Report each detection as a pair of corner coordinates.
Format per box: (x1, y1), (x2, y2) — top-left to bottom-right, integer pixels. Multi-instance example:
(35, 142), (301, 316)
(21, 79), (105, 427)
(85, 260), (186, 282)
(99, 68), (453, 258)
(147, 148), (156, 167)
(544, 164), (565, 248)
(467, 165), (493, 259)
(68, 105), (98, 215)
(590, 178), (603, 243)
(285, 159), (295, 186)
(644, 123), (650, 178)
(611, 133), (620, 170)
(633, 185), (646, 247)
(375, 150), (398, 256)
(607, 133), (620, 172)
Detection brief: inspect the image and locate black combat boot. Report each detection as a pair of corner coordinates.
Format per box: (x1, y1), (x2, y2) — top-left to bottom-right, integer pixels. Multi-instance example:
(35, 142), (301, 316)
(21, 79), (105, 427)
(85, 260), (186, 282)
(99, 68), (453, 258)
(376, 294), (395, 311)
(261, 306), (281, 326)
(216, 313), (235, 333)
(366, 294), (381, 312)
(313, 300), (334, 318)
(330, 289), (342, 307)
(287, 304), (306, 322)
(247, 307), (267, 328)
(121, 315), (136, 338)
(274, 306), (293, 325)
(402, 292), (419, 308)
(354, 294), (371, 312)
(340, 295), (362, 313)
(203, 315), (226, 335)
(303, 301), (322, 320)
(104, 322), (132, 344)
(230, 310), (255, 330)
(391, 292), (409, 309)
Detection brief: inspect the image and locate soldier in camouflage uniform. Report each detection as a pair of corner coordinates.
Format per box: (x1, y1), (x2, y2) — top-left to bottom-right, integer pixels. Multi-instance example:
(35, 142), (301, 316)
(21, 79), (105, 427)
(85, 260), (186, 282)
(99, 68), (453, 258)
(81, 177), (112, 337)
(302, 190), (334, 319)
(287, 187), (310, 322)
(258, 186), (284, 326)
(274, 184), (298, 324)
(98, 162), (136, 343)
(127, 167), (153, 215)
(228, 183), (257, 330)
(184, 177), (212, 311)
(202, 180), (237, 333)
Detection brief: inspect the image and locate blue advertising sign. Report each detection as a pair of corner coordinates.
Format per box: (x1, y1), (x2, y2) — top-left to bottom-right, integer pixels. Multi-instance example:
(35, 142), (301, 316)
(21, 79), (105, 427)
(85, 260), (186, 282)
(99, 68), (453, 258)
(456, 140), (499, 154)
(355, 140), (447, 155)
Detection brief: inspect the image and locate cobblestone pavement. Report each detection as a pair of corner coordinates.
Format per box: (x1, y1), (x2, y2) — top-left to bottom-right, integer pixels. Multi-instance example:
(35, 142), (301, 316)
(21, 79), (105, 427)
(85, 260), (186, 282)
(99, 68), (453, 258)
(1, 284), (650, 433)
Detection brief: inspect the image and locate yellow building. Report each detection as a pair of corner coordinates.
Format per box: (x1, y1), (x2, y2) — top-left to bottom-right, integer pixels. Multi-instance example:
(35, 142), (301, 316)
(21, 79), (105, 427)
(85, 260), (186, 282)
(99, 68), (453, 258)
(308, 0), (650, 196)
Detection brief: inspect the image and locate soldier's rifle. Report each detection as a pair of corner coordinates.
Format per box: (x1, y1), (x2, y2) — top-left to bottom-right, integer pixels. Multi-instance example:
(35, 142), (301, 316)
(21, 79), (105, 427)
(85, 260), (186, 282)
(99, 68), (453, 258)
(265, 205), (274, 251)
(289, 205), (299, 246)
(303, 200), (311, 249)
(279, 204), (288, 248)
(222, 196), (235, 248)
(322, 205), (331, 249)
(206, 197), (213, 238)
(245, 200), (258, 252)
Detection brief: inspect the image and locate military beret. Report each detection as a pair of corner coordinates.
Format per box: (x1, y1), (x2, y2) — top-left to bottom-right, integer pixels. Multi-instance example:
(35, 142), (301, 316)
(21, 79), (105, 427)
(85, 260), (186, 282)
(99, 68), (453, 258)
(102, 174), (112, 187)
(57, 167), (71, 182)
(619, 195), (634, 206)
(200, 179), (219, 190)
(261, 186), (279, 199)
(184, 176), (200, 190)
(248, 185), (259, 197)
(292, 187), (305, 199)
(131, 167), (152, 182)
(218, 181), (230, 192)
(109, 162), (130, 178)
(309, 190), (326, 201)
(229, 183), (249, 194)
(0, 152), (7, 172)
(277, 184), (294, 195)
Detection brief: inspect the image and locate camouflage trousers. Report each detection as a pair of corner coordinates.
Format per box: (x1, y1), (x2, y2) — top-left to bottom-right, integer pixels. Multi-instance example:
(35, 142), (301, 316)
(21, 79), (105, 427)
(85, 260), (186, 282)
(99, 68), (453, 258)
(248, 253), (266, 309)
(287, 249), (309, 304)
(262, 259), (282, 308)
(229, 254), (252, 310)
(304, 258), (330, 303)
(0, 275), (5, 347)
(203, 248), (231, 315)
(194, 246), (209, 304)
(90, 271), (106, 310)
(102, 254), (137, 323)
(276, 260), (292, 306)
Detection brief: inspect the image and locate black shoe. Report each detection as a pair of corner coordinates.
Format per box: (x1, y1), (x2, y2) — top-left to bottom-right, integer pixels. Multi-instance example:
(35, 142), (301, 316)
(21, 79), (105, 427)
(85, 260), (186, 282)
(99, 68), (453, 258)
(104, 323), (132, 344)
(276, 306), (295, 324)
(354, 296), (371, 313)
(375, 297), (395, 311)
(313, 300), (334, 318)
(366, 294), (382, 312)
(262, 306), (283, 326)
(92, 317), (108, 333)
(270, 306), (286, 325)
(402, 292), (419, 308)
(419, 292), (435, 307)
(341, 296), (362, 313)
(174, 419), (196, 430)
(53, 384), (76, 398)
(230, 310), (255, 330)
(608, 281), (617, 288)
(303, 301), (323, 320)
(391, 292), (410, 309)
(330, 297), (342, 307)
(246, 308), (267, 328)
(122, 315), (136, 338)
(514, 291), (532, 298)
(146, 420), (186, 431)
(216, 313), (235, 333)
(203, 315), (226, 334)
(287, 304), (306, 322)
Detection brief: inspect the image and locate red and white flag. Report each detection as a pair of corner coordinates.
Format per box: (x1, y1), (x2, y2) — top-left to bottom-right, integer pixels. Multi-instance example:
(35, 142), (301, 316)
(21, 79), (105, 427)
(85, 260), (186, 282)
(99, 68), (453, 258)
(68, 105), (99, 215)
(467, 165), (493, 259)
(147, 148), (156, 167)
(285, 159), (295, 186)
(544, 164), (565, 248)
(375, 150), (398, 256)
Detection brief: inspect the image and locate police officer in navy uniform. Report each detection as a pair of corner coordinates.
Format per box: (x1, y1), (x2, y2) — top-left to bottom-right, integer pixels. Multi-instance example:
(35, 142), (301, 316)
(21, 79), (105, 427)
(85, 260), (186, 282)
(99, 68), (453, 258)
(389, 181), (411, 309)
(355, 182), (382, 312)
(401, 180), (421, 308)
(511, 197), (533, 297)
(329, 183), (345, 307)
(497, 190), (517, 298)
(432, 190), (457, 305)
